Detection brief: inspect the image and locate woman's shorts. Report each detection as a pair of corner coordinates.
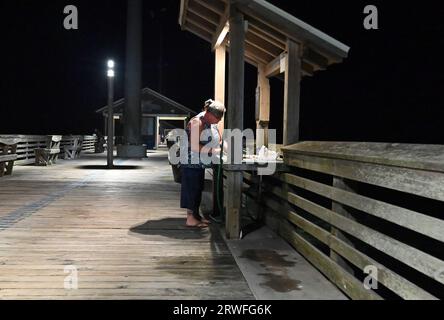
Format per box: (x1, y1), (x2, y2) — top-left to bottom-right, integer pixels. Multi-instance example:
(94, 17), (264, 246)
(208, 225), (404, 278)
(180, 166), (205, 212)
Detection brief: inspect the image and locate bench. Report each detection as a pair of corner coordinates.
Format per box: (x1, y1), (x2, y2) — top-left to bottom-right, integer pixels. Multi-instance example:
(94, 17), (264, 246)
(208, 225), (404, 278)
(60, 136), (83, 160)
(0, 138), (19, 177)
(34, 135), (62, 166)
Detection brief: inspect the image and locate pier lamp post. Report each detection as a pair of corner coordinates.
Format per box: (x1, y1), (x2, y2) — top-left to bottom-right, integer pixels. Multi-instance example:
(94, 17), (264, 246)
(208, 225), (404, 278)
(107, 60), (115, 169)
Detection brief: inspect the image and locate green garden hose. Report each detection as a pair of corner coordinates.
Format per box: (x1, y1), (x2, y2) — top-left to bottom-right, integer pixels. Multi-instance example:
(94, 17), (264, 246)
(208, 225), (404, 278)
(216, 138), (224, 217)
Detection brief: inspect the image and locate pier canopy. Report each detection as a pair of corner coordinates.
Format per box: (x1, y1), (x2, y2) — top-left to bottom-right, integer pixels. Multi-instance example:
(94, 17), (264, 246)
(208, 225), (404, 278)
(179, 0), (350, 239)
(96, 87), (196, 149)
(96, 87), (195, 119)
(179, 0), (350, 77)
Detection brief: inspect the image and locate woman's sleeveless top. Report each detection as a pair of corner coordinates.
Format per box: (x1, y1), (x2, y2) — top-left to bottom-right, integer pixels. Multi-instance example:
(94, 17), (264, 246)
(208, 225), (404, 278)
(183, 114), (220, 169)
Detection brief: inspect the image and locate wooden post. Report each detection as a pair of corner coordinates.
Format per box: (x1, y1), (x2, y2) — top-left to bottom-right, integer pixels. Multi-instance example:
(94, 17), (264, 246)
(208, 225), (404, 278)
(215, 45), (226, 104)
(225, 6), (245, 240)
(283, 40), (302, 146)
(215, 44), (226, 136)
(213, 44), (226, 218)
(256, 65), (270, 148)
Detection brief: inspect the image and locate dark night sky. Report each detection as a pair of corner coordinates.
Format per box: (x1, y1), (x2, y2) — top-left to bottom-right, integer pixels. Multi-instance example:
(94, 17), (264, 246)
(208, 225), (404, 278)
(1, 1), (444, 144)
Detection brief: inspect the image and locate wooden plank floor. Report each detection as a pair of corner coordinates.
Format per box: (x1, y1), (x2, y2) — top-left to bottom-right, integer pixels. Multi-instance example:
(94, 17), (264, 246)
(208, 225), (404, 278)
(0, 151), (253, 300)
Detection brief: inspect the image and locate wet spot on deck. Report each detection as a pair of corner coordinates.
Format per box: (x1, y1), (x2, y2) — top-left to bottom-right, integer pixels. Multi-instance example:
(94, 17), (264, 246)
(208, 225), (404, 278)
(154, 255), (243, 282)
(259, 273), (303, 292)
(239, 249), (296, 267)
(240, 249), (302, 293)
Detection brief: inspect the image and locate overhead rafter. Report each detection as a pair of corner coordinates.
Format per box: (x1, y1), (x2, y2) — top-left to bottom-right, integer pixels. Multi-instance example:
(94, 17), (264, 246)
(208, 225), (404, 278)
(179, 0), (189, 28)
(264, 51), (314, 78)
(187, 11), (218, 33)
(245, 31), (282, 57)
(184, 22), (212, 42)
(233, 0), (349, 61)
(303, 46), (329, 70)
(179, 0), (350, 73)
(248, 24), (285, 51)
(247, 16), (287, 48)
(245, 42), (273, 65)
(194, 0), (226, 16)
(188, 1), (220, 26)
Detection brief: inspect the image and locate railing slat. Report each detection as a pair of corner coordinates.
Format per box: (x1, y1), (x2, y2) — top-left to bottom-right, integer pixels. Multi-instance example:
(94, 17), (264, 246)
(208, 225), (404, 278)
(285, 154), (444, 202)
(262, 196), (437, 300)
(279, 221), (383, 300)
(283, 141), (444, 173)
(270, 185), (444, 284)
(280, 173), (444, 243)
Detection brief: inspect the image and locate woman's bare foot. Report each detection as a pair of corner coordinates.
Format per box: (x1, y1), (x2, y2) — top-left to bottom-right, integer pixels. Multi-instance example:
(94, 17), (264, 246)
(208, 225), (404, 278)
(186, 212), (208, 228)
(192, 211), (211, 224)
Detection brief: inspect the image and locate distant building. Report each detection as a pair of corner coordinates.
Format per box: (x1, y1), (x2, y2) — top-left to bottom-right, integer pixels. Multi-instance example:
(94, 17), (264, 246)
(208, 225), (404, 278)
(96, 87), (196, 149)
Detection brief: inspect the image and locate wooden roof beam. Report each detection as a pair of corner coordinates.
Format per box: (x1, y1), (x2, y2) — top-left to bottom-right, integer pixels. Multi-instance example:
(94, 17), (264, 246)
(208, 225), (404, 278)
(248, 24), (286, 51)
(245, 31), (282, 57)
(179, 0), (189, 28)
(301, 61), (314, 76)
(264, 52), (313, 78)
(246, 16), (287, 48)
(187, 11), (218, 33)
(194, 0), (226, 16)
(184, 22), (212, 42)
(245, 42), (273, 65)
(188, 1), (220, 26)
(303, 46), (329, 70)
(264, 52), (286, 78)
(235, 0), (349, 60)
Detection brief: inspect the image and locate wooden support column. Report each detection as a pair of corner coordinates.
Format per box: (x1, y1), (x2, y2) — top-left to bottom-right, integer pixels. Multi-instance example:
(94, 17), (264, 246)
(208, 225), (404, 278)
(256, 64), (270, 148)
(283, 40), (302, 146)
(225, 6), (245, 240)
(213, 44), (226, 218)
(215, 44), (226, 135)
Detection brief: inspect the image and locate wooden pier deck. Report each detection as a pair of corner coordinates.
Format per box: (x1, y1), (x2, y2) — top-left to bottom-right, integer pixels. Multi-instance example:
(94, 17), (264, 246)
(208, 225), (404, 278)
(0, 151), (253, 300)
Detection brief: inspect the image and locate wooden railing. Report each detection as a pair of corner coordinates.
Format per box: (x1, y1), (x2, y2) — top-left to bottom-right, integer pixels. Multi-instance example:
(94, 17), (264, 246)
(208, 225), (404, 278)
(0, 135), (48, 165)
(60, 135), (98, 154)
(81, 135), (97, 153)
(243, 141), (444, 300)
(0, 135), (98, 165)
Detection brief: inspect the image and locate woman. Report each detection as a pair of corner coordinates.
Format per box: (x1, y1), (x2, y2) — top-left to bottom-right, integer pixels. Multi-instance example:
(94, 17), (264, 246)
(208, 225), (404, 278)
(180, 100), (225, 228)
